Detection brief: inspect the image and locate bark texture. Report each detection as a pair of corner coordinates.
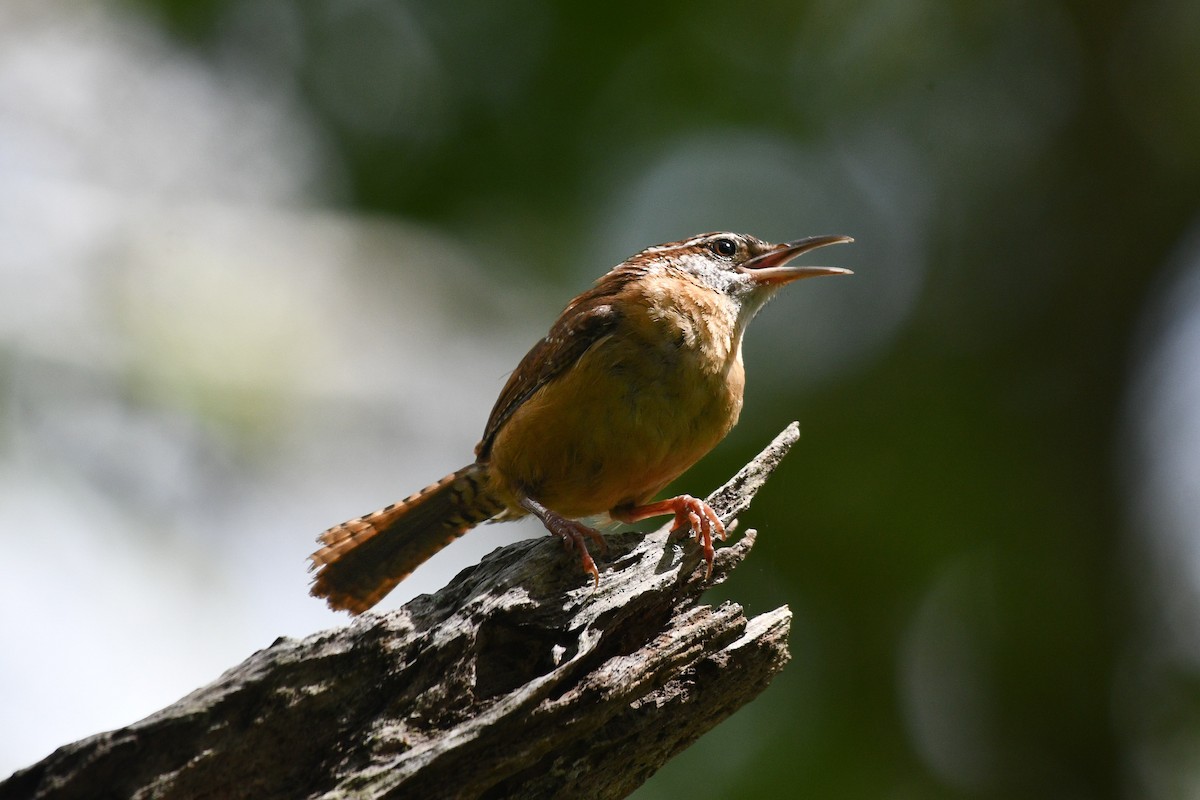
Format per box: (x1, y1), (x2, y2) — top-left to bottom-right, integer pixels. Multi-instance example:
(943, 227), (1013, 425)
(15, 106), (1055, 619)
(3, 424), (801, 800)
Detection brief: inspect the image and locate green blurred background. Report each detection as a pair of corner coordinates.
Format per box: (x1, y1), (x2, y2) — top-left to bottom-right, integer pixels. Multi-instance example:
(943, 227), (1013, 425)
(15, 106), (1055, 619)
(3, 0), (1200, 797)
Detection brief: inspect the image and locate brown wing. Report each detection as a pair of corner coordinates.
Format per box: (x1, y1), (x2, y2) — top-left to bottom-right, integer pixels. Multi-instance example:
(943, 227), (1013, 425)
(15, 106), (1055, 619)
(475, 265), (646, 460)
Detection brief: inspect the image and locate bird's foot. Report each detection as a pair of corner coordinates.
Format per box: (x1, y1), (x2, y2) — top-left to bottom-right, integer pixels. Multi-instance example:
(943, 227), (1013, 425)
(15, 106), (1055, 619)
(612, 495), (726, 579)
(519, 496), (606, 587)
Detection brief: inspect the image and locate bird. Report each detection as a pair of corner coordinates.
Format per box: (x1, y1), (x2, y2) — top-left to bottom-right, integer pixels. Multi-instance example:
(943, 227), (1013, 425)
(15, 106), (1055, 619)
(309, 231), (852, 614)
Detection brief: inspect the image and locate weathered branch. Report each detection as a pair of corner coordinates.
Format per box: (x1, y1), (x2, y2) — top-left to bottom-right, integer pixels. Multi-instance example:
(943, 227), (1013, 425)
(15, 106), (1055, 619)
(3, 424), (801, 800)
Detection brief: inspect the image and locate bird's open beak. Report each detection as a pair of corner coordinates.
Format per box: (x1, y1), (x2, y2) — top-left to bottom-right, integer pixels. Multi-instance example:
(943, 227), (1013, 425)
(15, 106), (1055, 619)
(741, 234), (854, 285)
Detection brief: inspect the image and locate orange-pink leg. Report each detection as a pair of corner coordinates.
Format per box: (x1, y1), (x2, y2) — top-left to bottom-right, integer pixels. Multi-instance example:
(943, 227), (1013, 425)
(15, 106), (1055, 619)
(519, 496), (608, 586)
(611, 495), (726, 579)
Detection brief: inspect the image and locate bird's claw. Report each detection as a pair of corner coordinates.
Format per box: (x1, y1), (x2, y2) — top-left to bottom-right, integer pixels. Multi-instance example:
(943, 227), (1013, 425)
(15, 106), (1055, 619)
(546, 516), (604, 587)
(665, 495), (726, 579)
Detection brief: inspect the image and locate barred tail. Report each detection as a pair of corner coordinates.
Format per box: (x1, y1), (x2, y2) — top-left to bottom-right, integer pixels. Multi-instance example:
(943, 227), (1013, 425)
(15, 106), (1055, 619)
(309, 463), (505, 614)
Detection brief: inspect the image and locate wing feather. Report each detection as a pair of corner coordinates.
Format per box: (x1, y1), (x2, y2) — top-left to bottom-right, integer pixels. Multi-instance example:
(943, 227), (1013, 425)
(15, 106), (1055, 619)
(475, 265), (647, 460)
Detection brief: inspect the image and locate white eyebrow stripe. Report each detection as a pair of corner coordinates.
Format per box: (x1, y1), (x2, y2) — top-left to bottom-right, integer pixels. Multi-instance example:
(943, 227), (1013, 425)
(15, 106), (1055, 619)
(641, 232), (732, 254)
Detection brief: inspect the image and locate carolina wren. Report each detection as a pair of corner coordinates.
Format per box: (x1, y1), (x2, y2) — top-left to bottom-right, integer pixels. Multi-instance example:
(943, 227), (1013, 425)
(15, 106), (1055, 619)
(310, 232), (852, 613)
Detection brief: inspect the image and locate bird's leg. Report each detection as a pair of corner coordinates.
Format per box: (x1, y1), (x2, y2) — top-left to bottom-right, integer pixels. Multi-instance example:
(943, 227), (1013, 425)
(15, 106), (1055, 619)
(611, 495), (726, 579)
(519, 495), (607, 586)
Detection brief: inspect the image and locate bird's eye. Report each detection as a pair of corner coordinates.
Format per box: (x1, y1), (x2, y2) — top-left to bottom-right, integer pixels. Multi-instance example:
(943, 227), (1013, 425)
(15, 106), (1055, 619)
(711, 237), (737, 257)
